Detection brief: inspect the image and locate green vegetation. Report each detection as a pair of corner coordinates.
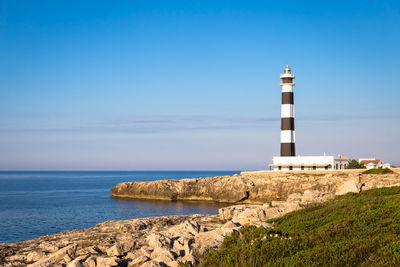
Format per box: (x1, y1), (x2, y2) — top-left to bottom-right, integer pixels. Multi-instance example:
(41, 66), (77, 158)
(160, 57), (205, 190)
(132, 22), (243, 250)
(364, 168), (393, 175)
(346, 159), (366, 169)
(200, 187), (400, 266)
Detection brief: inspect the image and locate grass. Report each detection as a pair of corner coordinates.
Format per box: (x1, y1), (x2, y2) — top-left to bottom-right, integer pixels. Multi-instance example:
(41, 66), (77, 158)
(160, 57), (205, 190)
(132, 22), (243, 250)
(200, 186), (400, 267)
(363, 168), (393, 175)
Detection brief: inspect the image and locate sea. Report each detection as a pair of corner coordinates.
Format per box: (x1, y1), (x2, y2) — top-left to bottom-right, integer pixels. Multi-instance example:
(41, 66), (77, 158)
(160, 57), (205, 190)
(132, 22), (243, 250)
(0, 171), (240, 243)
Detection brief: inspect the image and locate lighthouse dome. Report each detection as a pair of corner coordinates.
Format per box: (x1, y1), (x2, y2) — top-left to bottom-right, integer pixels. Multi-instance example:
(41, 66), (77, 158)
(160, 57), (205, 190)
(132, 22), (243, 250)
(284, 65), (291, 74)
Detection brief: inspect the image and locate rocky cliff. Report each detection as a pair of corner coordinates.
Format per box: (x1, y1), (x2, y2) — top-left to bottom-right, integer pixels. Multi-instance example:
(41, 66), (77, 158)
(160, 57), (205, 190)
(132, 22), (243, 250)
(1, 170), (400, 267)
(110, 169), (400, 204)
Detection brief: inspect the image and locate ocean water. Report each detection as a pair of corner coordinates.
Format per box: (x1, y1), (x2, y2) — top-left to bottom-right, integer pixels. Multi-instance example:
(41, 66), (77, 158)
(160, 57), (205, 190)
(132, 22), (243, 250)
(0, 171), (239, 243)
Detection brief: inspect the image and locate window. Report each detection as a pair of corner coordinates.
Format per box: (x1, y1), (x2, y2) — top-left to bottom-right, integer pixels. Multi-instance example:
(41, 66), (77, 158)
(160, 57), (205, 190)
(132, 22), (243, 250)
(278, 166), (282, 170)
(313, 166), (316, 170)
(289, 166), (293, 170)
(336, 164), (338, 169)
(301, 166), (304, 170)
(325, 165), (329, 170)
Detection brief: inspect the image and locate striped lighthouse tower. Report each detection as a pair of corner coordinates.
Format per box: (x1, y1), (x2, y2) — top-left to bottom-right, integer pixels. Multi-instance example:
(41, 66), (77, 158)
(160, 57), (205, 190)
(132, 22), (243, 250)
(280, 65), (296, 156)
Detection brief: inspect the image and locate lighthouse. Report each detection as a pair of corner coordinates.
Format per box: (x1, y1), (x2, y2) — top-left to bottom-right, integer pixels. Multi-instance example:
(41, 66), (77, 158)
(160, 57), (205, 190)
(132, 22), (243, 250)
(280, 65), (295, 156)
(270, 65), (349, 171)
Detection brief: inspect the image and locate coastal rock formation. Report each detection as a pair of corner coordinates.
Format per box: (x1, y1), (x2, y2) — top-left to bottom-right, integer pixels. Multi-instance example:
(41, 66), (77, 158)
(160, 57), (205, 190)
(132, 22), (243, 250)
(110, 170), (400, 204)
(110, 175), (251, 202)
(1, 170), (400, 267)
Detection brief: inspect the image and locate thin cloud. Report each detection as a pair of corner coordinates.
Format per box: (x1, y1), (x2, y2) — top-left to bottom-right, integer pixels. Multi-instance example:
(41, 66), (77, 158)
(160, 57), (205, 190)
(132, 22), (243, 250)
(0, 114), (395, 134)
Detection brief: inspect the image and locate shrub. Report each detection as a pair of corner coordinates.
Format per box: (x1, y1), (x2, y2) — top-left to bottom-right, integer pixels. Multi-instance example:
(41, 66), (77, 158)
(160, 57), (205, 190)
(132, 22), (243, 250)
(346, 159), (366, 169)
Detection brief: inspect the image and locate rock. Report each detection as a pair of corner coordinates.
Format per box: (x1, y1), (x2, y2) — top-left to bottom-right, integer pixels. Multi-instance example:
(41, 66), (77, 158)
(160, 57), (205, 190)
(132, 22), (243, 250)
(222, 220), (240, 228)
(166, 221), (200, 238)
(146, 233), (171, 250)
(180, 254), (196, 266)
(64, 254), (73, 263)
(110, 176), (251, 203)
(151, 248), (176, 264)
(173, 236), (194, 258)
(255, 222), (273, 228)
(336, 179), (359, 195)
(67, 259), (84, 267)
(301, 190), (323, 204)
(28, 244), (77, 267)
(128, 255), (150, 267)
(86, 246), (102, 255)
(139, 246), (154, 258)
(38, 243), (59, 253)
(106, 242), (133, 257)
(219, 205), (269, 225)
(6, 254), (26, 262)
(141, 260), (162, 267)
(219, 205), (255, 221)
(26, 251), (46, 262)
(84, 256), (97, 267)
(125, 250), (142, 260)
(287, 192), (303, 202)
(232, 206), (267, 225)
(95, 256), (119, 267)
(193, 226), (237, 255)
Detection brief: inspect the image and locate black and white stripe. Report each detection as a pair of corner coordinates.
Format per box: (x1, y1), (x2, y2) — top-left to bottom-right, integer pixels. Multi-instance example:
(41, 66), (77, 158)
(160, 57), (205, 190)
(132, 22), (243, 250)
(280, 65), (296, 156)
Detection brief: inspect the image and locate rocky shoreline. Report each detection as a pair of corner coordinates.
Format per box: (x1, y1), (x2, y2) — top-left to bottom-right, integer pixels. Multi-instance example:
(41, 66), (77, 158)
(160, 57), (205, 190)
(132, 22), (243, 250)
(110, 169), (400, 203)
(1, 170), (400, 267)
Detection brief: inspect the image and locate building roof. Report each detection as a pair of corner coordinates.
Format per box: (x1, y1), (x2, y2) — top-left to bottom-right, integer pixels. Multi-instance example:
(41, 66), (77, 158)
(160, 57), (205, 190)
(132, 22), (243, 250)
(360, 159), (381, 165)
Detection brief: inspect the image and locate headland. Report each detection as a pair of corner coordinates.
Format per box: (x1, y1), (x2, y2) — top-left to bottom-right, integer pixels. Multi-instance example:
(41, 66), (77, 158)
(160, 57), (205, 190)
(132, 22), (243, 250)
(110, 169), (400, 204)
(1, 169), (399, 267)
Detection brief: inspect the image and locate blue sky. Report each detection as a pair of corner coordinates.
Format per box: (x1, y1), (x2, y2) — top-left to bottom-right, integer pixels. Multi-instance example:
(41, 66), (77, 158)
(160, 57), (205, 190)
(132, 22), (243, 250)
(0, 0), (399, 170)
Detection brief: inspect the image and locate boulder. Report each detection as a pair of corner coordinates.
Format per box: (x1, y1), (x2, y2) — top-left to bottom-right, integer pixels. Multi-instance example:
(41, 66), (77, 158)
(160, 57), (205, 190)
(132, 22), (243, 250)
(219, 205), (260, 221)
(336, 179), (359, 195)
(6, 254), (26, 262)
(193, 226), (238, 255)
(146, 233), (171, 250)
(28, 244), (77, 267)
(231, 206), (267, 225)
(106, 242), (133, 257)
(221, 221), (240, 228)
(83, 255), (97, 267)
(141, 260), (163, 267)
(151, 248), (176, 264)
(38, 243), (59, 253)
(66, 259), (84, 267)
(95, 256), (119, 267)
(127, 255), (150, 267)
(219, 205), (269, 225)
(26, 251), (46, 262)
(166, 221), (200, 238)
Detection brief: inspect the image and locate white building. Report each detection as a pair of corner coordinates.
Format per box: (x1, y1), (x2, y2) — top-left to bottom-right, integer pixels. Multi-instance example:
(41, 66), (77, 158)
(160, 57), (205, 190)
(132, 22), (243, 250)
(270, 155), (349, 171)
(359, 158), (391, 169)
(365, 162), (377, 169)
